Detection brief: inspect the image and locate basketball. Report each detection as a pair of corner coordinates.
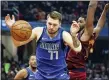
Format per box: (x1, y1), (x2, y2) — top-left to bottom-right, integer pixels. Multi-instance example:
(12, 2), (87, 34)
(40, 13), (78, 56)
(10, 20), (32, 41)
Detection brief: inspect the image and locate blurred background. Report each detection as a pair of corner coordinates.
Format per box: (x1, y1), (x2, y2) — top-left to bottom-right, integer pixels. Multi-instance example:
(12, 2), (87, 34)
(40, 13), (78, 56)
(1, 1), (109, 80)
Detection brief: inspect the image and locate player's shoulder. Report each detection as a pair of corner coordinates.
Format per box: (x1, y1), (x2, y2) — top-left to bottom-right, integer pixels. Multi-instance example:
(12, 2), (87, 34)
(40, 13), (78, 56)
(19, 68), (28, 78)
(19, 68), (27, 74)
(62, 31), (70, 36)
(32, 27), (44, 36)
(62, 30), (69, 33)
(33, 27), (43, 32)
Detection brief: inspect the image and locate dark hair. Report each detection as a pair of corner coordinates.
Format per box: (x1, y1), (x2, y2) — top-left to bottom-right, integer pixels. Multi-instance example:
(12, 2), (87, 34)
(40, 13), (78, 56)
(80, 14), (87, 20)
(29, 54), (36, 60)
(47, 11), (62, 23)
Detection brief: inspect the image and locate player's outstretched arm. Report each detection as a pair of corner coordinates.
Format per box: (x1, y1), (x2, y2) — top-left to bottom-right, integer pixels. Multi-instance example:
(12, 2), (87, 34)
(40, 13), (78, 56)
(63, 31), (82, 53)
(11, 28), (37, 47)
(63, 21), (82, 53)
(14, 69), (27, 80)
(11, 27), (43, 47)
(85, 0), (98, 36)
(5, 14), (15, 28)
(5, 14), (37, 47)
(94, 3), (109, 38)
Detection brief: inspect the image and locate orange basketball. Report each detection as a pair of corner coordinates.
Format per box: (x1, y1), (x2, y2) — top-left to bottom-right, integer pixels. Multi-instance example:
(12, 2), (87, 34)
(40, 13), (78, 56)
(11, 20), (32, 41)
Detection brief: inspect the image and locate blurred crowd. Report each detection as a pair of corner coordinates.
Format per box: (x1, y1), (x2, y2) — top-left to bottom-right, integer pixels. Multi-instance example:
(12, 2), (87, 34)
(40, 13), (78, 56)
(1, 56), (28, 80)
(1, 1), (109, 24)
(86, 63), (109, 80)
(1, 56), (109, 80)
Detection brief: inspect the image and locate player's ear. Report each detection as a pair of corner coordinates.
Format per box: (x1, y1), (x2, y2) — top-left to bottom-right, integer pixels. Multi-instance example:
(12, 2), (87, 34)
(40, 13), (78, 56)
(29, 61), (30, 65)
(59, 22), (61, 28)
(46, 20), (47, 26)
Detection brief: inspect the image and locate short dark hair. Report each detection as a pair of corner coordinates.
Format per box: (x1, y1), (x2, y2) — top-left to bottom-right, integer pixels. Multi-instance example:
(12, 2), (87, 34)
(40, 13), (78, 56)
(47, 11), (62, 22)
(29, 54), (36, 60)
(80, 14), (87, 20)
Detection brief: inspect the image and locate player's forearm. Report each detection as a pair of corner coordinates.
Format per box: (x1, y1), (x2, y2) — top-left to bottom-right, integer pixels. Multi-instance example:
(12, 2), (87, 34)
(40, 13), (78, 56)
(11, 29), (36, 47)
(11, 37), (23, 47)
(87, 1), (98, 25)
(94, 3), (109, 38)
(96, 8), (107, 29)
(85, 1), (98, 34)
(71, 34), (82, 52)
(71, 34), (80, 48)
(11, 35), (32, 47)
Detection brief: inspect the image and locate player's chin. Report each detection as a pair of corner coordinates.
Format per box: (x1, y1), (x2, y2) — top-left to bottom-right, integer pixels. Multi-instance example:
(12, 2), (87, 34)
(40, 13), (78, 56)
(32, 65), (37, 68)
(48, 30), (57, 34)
(48, 31), (55, 34)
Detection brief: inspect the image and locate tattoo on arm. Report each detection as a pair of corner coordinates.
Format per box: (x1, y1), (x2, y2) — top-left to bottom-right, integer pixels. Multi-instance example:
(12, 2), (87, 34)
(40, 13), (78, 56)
(72, 35), (80, 48)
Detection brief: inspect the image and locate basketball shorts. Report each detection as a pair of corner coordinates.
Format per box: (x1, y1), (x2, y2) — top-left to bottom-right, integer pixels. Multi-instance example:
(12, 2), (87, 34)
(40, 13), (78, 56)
(69, 70), (86, 80)
(35, 71), (70, 80)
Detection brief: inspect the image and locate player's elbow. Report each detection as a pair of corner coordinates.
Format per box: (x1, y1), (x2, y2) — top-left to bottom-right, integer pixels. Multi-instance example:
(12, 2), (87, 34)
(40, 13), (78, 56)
(13, 42), (22, 47)
(72, 43), (82, 53)
(85, 25), (94, 35)
(86, 21), (93, 28)
(14, 44), (20, 47)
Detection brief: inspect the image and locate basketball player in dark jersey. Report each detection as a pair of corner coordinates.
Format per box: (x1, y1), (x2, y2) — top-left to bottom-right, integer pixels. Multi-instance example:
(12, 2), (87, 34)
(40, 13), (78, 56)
(14, 54), (36, 80)
(66, 1), (109, 80)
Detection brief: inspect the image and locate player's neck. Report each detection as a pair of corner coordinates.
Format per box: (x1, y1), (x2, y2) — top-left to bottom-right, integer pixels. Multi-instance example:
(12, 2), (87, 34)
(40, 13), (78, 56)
(29, 66), (36, 72)
(47, 30), (58, 39)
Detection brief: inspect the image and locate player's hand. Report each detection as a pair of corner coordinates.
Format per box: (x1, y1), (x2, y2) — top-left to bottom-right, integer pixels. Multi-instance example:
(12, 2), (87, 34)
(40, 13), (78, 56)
(5, 14), (15, 28)
(70, 21), (80, 35)
(104, 3), (109, 12)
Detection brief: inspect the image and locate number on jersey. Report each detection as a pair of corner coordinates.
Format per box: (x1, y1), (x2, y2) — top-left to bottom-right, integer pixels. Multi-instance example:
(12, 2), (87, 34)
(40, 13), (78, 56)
(48, 51), (58, 60)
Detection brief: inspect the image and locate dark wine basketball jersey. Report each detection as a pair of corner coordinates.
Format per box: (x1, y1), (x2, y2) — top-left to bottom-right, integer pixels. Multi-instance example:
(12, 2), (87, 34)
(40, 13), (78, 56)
(66, 32), (96, 70)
